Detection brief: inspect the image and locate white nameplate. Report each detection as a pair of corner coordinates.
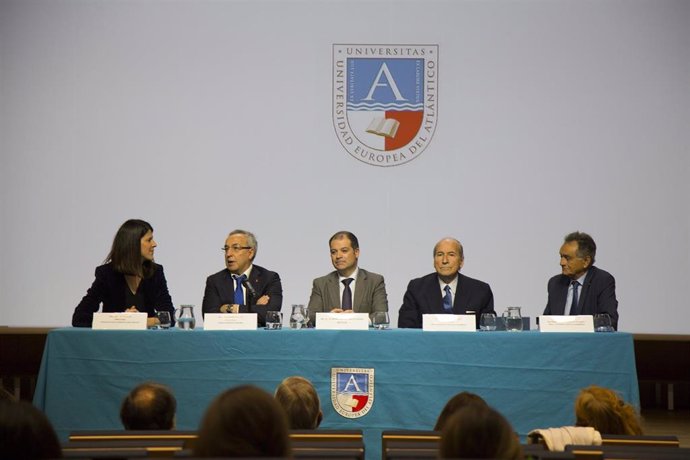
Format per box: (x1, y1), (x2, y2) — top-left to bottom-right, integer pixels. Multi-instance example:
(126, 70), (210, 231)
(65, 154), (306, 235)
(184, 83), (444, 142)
(315, 312), (369, 330)
(92, 312), (147, 330)
(204, 313), (257, 330)
(423, 314), (476, 332)
(539, 315), (594, 333)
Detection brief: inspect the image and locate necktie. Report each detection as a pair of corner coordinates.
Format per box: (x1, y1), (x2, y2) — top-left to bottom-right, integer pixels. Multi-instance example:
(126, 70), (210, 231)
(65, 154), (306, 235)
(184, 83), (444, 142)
(443, 285), (453, 312)
(570, 280), (580, 315)
(341, 278), (353, 310)
(233, 274), (246, 305)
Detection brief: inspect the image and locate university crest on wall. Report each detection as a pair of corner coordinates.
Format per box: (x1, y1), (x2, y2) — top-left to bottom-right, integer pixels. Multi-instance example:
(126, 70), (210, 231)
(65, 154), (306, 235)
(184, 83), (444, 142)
(332, 44), (438, 167)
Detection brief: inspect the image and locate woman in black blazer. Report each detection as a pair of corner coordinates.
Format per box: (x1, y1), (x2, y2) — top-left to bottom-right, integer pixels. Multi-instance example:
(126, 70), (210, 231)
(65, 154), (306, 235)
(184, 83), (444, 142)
(72, 219), (174, 327)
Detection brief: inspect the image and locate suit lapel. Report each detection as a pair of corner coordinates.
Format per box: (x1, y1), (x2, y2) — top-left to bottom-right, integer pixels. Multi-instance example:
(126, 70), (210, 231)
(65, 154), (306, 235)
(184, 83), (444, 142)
(426, 275), (444, 314)
(579, 267), (595, 311)
(453, 274), (466, 312)
(112, 270), (128, 308)
(220, 270), (236, 304)
(327, 272), (341, 309)
(249, 265), (265, 297)
(352, 270), (367, 312)
(555, 276), (570, 314)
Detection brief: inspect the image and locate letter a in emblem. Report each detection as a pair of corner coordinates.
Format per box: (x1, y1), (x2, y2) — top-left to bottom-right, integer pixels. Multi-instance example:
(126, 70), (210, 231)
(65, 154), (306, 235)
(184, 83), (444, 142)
(363, 63), (407, 101)
(342, 374), (363, 393)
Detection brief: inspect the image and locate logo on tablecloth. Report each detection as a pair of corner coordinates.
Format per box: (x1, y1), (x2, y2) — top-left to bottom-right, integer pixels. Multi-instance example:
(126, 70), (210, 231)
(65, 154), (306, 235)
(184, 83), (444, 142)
(331, 368), (374, 418)
(332, 44), (439, 167)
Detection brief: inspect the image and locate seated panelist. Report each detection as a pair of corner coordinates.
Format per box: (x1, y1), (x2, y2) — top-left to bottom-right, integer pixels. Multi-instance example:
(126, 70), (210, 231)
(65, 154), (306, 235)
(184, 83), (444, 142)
(202, 229), (282, 327)
(307, 231), (388, 325)
(398, 237), (494, 328)
(72, 219), (174, 328)
(543, 231), (619, 330)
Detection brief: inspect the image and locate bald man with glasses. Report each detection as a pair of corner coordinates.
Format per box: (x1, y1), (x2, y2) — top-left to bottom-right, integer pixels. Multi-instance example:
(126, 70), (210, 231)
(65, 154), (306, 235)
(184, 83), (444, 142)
(202, 229), (283, 327)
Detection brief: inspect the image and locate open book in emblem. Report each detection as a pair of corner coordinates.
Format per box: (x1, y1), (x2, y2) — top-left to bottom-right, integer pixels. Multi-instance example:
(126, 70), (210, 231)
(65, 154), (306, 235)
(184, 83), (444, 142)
(366, 117), (400, 139)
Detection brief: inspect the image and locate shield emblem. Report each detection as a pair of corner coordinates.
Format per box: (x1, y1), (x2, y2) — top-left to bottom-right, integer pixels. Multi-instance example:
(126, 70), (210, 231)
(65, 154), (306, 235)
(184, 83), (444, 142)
(331, 367), (375, 418)
(333, 44), (438, 166)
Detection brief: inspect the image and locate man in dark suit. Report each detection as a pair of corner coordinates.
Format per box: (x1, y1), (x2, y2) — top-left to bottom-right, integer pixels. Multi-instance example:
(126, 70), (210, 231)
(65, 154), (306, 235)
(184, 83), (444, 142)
(202, 229), (282, 326)
(543, 231), (619, 329)
(398, 238), (494, 328)
(307, 231), (388, 325)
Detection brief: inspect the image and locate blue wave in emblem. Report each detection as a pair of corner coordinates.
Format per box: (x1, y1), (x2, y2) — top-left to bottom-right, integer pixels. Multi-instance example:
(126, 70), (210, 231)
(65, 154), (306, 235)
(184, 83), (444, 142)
(347, 102), (423, 111)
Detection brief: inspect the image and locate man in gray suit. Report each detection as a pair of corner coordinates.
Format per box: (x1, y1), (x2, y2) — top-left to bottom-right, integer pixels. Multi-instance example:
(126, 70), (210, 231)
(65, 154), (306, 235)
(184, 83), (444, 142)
(307, 231), (388, 325)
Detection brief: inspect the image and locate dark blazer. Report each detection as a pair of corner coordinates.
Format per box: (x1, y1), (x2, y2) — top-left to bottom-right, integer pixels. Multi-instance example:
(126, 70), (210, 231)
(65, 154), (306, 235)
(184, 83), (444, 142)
(72, 263), (174, 328)
(202, 264), (283, 326)
(543, 265), (619, 330)
(398, 272), (495, 328)
(307, 268), (388, 324)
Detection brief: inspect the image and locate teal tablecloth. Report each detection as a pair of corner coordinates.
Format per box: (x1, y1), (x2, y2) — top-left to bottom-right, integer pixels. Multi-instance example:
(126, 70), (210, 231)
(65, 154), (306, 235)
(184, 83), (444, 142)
(34, 328), (639, 459)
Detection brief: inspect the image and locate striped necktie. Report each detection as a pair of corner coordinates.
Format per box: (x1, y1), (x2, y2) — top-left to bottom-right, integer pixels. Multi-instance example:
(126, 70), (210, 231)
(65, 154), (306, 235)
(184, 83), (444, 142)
(443, 285), (453, 312)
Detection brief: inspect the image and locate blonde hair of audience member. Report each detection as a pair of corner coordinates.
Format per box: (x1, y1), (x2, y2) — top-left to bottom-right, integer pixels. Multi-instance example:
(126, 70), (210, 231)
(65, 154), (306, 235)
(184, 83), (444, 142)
(0, 400), (62, 459)
(434, 391), (488, 431)
(575, 385), (642, 436)
(194, 385), (291, 458)
(275, 376), (323, 429)
(440, 404), (523, 459)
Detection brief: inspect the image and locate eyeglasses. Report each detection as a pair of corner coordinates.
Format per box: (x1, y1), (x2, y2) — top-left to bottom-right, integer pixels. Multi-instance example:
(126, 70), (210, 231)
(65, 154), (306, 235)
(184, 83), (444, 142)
(222, 245), (252, 253)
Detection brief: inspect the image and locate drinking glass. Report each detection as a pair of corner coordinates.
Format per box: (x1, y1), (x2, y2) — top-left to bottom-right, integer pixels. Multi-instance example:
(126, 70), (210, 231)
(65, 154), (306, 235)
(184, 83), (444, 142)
(265, 311), (283, 330)
(289, 305), (306, 329)
(594, 313), (613, 332)
(479, 313), (497, 331)
(372, 311), (390, 330)
(156, 311), (171, 329)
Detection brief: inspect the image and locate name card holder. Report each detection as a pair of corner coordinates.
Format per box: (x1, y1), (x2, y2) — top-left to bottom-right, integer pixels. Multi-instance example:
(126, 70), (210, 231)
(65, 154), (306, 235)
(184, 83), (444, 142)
(423, 314), (476, 332)
(204, 313), (257, 330)
(92, 312), (147, 330)
(315, 312), (369, 330)
(538, 315), (594, 333)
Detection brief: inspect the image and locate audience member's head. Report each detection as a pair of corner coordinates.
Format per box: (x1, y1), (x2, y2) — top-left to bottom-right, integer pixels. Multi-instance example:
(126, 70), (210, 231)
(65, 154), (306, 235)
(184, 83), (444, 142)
(195, 385), (291, 458)
(0, 400), (62, 459)
(120, 382), (176, 430)
(575, 385), (642, 435)
(275, 376), (323, 429)
(434, 391), (488, 431)
(440, 404), (523, 459)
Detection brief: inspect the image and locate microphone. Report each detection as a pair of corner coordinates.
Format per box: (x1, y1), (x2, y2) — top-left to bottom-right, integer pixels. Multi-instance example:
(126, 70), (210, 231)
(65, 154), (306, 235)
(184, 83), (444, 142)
(243, 279), (257, 299)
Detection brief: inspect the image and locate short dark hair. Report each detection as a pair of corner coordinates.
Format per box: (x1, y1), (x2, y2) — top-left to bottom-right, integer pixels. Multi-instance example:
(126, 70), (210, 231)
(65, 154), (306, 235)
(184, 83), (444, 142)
(0, 400), (62, 459)
(275, 376), (322, 429)
(107, 219), (156, 278)
(329, 231), (359, 250)
(120, 382), (176, 430)
(195, 385), (291, 458)
(440, 404), (523, 459)
(434, 391), (488, 431)
(564, 231), (597, 265)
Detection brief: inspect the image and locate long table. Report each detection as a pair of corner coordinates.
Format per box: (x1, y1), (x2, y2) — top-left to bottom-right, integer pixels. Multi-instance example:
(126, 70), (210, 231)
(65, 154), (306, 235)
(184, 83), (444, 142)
(34, 328), (639, 460)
